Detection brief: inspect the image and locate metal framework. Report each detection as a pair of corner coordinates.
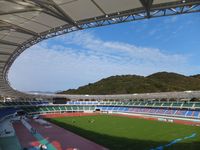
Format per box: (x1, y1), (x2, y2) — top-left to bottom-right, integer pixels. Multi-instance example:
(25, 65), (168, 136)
(0, 0), (200, 99)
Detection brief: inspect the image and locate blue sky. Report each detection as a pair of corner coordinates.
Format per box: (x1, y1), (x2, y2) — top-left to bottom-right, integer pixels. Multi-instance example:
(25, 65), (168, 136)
(8, 13), (200, 92)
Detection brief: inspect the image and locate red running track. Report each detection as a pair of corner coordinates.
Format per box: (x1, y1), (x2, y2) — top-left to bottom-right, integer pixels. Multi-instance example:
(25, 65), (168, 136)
(29, 119), (107, 150)
(112, 113), (200, 126)
(42, 112), (200, 126)
(13, 121), (40, 149)
(41, 112), (99, 119)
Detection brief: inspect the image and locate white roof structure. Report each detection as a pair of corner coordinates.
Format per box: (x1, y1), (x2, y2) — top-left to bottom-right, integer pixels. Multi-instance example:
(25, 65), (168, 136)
(0, 0), (200, 98)
(25, 91), (200, 100)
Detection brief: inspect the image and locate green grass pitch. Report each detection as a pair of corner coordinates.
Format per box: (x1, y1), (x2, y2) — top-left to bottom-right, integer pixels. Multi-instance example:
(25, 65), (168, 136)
(46, 115), (200, 150)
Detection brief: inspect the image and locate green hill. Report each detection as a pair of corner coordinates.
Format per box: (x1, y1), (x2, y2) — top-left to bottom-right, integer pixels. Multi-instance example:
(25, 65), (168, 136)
(191, 74), (200, 80)
(59, 72), (200, 95)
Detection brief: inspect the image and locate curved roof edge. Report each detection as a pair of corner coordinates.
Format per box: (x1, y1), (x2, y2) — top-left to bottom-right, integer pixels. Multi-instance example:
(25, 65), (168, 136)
(24, 91), (200, 100)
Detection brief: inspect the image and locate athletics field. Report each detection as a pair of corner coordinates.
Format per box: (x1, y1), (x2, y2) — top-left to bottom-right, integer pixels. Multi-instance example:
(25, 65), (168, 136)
(46, 115), (200, 150)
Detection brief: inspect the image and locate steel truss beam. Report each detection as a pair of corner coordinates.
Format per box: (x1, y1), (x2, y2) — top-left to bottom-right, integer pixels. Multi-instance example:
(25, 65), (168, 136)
(0, 20), (38, 36)
(29, 0), (79, 28)
(1, 1), (200, 98)
(4, 0), (80, 28)
(0, 8), (41, 16)
(0, 51), (11, 55)
(78, 2), (200, 29)
(91, 0), (107, 15)
(0, 39), (20, 47)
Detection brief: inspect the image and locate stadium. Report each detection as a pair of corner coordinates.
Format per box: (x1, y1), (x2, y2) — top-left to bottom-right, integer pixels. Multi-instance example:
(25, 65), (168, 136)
(0, 0), (200, 150)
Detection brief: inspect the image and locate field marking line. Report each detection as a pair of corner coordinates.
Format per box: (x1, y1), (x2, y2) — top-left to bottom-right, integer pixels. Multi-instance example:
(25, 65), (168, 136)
(150, 133), (197, 150)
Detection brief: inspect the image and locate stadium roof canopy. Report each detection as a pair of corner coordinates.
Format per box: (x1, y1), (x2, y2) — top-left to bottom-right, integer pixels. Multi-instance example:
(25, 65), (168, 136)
(0, 0), (200, 99)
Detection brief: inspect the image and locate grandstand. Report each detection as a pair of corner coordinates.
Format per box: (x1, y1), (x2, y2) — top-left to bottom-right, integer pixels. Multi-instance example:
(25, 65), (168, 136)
(0, 0), (200, 150)
(1, 99), (200, 119)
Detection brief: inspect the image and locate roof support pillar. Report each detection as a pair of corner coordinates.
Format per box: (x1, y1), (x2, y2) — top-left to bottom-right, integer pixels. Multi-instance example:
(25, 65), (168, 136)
(140, 0), (154, 18)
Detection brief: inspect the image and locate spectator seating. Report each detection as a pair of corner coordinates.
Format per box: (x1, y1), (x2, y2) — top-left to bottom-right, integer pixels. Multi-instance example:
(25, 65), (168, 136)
(0, 107), (17, 119)
(1, 100), (200, 120)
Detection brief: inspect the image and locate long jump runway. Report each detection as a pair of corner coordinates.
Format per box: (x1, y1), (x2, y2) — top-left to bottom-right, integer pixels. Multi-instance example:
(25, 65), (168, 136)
(29, 119), (107, 150)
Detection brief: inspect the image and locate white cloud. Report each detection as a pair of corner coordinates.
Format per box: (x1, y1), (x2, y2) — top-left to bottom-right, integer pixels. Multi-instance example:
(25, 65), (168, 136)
(8, 31), (198, 92)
